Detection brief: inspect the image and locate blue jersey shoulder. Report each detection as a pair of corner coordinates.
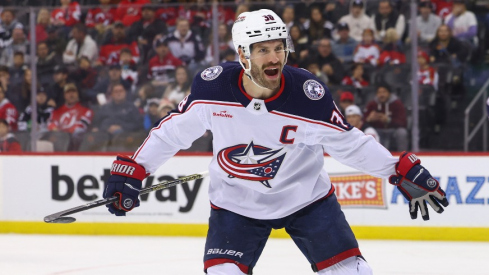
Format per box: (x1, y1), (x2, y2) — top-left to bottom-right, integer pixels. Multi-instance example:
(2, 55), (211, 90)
(189, 62), (242, 102)
(281, 65), (352, 131)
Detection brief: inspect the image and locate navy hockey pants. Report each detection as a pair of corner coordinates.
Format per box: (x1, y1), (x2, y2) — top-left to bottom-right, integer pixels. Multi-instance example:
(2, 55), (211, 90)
(203, 193), (361, 274)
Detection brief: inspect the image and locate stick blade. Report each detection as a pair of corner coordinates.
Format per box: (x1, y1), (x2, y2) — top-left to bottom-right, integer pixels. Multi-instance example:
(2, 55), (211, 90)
(44, 216), (76, 224)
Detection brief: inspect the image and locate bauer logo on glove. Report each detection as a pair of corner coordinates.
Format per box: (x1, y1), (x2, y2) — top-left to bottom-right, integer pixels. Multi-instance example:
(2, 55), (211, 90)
(389, 152), (449, 221)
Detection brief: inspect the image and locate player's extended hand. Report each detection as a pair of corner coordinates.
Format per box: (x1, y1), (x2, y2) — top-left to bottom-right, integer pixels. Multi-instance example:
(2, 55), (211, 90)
(388, 152), (449, 221)
(103, 155), (147, 216)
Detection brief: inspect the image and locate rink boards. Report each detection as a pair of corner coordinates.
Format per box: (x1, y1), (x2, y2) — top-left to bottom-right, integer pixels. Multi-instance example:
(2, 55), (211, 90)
(1, 153), (488, 241)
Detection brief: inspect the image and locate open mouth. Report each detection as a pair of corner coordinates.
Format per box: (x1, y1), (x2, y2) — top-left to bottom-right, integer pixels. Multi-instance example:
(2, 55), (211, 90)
(264, 68), (279, 77)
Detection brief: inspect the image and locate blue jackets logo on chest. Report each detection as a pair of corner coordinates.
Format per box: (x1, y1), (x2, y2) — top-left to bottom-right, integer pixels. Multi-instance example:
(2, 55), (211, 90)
(217, 141), (286, 188)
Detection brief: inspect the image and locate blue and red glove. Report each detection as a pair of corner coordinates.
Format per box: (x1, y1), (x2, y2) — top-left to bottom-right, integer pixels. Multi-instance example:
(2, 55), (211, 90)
(103, 155), (147, 216)
(389, 152), (449, 221)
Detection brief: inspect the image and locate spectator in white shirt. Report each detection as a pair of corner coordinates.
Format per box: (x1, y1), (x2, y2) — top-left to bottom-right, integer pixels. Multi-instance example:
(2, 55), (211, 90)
(63, 24), (98, 65)
(417, 1), (442, 44)
(337, 0), (374, 42)
(445, 0), (478, 46)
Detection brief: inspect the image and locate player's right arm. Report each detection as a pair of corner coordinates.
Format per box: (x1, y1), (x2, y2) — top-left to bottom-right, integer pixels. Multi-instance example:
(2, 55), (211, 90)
(103, 79), (211, 215)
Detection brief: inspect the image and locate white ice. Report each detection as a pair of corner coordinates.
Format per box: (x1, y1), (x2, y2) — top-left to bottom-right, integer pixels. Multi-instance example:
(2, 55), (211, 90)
(0, 234), (488, 275)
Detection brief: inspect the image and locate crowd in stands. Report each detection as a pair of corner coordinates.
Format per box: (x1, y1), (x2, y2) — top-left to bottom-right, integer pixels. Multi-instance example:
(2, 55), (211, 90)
(0, 0), (485, 152)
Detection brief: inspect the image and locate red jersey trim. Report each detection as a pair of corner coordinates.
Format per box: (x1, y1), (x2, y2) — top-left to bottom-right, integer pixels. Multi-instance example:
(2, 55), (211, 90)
(237, 70), (285, 103)
(204, 258), (249, 274)
(315, 248), (362, 271)
(270, 111), (345, 132)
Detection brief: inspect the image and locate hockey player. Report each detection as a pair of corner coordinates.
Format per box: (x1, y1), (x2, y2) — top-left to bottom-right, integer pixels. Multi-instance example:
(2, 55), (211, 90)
(103, 9), (449, 274)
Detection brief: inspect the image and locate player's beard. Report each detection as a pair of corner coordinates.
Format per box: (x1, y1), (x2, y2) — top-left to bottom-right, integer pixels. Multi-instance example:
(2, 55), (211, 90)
(249, 61), (282, 91)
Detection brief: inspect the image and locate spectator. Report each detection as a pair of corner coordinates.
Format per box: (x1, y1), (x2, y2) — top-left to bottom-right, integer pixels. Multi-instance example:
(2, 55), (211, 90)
(36, 42), (57, 86)
(92, 84), (142, 135)
(417, 1), (442, 44)
(204, 23), (235, 66)
(0, 27), (30, 67)
(51, 0), (81, 28)
(429, 24), (469, 64)
(342, 63), (369, 88)
(444, 0), (478, 46)
(0, 119), (21, 152)
(282, 5), (296, 32)
(158, 99), (175, 118)
(331, 22), (358, 63)
(156, 0), (182, 29)
(0, 66), (13, 102)
(304, 60), (329, 84)
(12, 68), (38, 113)
(307, 6), (333, 43)
(45, 26), (67, 60)
(48, 83), (92, 150)
(353, 28), (380, 66)
(164, 18), (205, 73)
(323, 0), (349, 24)
(337, 0), (373, 42)
(417, 50), (439, 91)
(9, 52), (26, 87)
(86, 0), (117, 36)
(364, 83), (408, 151)
(70, 56), (98, 93)
(0, 9), (24, 46)
(34, 8), (51, 44)
(313, 38), (345, 85)
(135, 83), (159, 110)
(345, 105), (380, 143)
(162, 66), (191, 105)
(287, 24), (309, 67)
(338, 91), (354, 114)
(119, 48), (138, 92)
(116, 0), (151, 27)
(97, 21), (139, 66)
(148, 38), (183, 89)
(127, 4), (167, 63)
(432, 0), (453, 19)
(378, 28), (406, 67)
(143, 98), (161, 132)
(86, 64), (131, 105)
(63, 24), (99, 65)
(371, 0), (406, 42)
(50, 65), (70, 107)
(18, 87), (55, 133)
(0, 85), (17, 131)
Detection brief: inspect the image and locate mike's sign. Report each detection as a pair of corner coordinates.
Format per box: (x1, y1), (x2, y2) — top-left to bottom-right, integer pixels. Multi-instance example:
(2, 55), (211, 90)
(330, 174), (386, 208)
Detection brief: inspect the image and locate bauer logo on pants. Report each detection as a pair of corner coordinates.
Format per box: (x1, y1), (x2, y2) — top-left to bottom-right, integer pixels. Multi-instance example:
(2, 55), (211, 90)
(330, 173), (386, 208)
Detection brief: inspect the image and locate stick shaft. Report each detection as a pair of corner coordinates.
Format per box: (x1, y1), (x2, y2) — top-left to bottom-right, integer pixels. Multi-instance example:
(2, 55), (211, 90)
(44, 171), (208, 222)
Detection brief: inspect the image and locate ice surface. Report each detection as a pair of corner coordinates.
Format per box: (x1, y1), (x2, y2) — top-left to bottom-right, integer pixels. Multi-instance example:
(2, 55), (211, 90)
(0, 234), (488, 275)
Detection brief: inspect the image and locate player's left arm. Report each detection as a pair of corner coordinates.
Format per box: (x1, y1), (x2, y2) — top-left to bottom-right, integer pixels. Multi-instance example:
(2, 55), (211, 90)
(318, 91), (448, 220)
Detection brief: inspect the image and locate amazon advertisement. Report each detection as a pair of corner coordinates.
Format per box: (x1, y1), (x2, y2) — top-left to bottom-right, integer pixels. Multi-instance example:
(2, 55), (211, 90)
(0, 155), (489, 228)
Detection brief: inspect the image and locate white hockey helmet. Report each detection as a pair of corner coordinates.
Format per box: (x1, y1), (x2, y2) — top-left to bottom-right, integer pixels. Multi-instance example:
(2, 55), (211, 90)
(232, 9), (294, 64)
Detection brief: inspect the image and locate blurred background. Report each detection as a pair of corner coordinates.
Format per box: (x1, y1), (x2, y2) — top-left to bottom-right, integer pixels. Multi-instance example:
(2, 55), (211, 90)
(0, 0), (487, 154)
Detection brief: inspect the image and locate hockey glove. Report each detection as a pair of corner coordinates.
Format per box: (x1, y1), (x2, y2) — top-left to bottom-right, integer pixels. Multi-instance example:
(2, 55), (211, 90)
(103, 155), (147, 216)
(388, 152), (449, 221)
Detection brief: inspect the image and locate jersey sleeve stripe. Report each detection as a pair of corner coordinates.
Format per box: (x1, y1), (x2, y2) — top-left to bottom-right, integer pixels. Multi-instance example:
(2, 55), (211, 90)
(270, 111), (345, 132)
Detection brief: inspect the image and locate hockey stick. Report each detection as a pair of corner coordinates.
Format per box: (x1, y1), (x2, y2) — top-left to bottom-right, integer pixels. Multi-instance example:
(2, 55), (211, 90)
(44, 171), (209, 224)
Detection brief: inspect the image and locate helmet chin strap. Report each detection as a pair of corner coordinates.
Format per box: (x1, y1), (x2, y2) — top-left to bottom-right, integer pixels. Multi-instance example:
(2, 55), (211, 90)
(238, 57), (269, 90)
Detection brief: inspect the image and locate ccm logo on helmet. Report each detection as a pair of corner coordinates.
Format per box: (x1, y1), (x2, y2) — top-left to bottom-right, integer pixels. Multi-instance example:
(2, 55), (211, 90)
(111, 163), (136, 176)
(266, 27), (281, 31)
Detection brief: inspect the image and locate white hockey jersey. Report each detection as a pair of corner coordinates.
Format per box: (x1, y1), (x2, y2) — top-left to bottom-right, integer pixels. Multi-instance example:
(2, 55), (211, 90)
(133, 62), (397, 220)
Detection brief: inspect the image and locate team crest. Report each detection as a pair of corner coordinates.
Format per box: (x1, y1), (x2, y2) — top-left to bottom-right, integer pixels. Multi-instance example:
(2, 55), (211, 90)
(217, 141), (286, 188)
(201, 66), (223, 81)
(303, 80), (325, 100)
